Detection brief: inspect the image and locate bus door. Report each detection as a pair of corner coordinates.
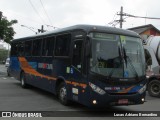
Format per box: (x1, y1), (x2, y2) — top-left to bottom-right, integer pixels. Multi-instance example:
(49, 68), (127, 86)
(70, 38), (85, 101)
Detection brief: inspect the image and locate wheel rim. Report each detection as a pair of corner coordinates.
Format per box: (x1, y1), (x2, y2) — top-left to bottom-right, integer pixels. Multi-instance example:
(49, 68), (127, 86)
(151, 83), (160, 95)
(59, 87), (67, 102)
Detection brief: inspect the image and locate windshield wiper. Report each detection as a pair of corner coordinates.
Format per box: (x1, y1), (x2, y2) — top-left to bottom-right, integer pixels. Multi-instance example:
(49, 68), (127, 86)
(108, 47), (139, 80)
(123, 47), (128, 67)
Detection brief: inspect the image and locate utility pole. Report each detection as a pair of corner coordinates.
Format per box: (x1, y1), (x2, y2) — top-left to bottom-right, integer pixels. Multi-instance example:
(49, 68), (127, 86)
(114, 6), (125, 28)
(0, 11), (2, 21)
(109, 6), (160, 28)
(119, 7), (123, 28)
(38, 25), (46, 33)
(41, 25), (44, 33)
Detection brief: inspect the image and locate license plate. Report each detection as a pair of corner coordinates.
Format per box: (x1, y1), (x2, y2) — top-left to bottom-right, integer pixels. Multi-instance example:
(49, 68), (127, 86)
(118, 99), (128, 104)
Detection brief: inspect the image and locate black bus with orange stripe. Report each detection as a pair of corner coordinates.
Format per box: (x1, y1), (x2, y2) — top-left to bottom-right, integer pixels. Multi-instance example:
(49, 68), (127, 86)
(8, 25), (147, 107)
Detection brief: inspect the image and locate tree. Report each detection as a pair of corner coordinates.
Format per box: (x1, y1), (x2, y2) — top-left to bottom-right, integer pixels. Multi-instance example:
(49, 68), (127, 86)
(0, 49), (8, 63)
(0, 11), (18, 44)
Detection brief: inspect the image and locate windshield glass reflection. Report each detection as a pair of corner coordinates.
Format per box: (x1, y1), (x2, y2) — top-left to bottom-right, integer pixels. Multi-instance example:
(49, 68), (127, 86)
(90, 32), (145, 78)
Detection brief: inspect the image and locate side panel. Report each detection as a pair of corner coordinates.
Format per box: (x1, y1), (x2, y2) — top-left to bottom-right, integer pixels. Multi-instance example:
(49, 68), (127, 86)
(9, 30), (91, 106)
(9, 57), (21, 80)
(18, 57), (57, 93)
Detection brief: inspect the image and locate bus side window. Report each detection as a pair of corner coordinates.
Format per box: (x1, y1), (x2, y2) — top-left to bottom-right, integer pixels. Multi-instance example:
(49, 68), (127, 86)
(72, 40), (83, 70)
(42, 37), (55, 56)
(18, 42), (24, 56)
(25, 40), (32, 56)
(55, 34), (71, 57)
(32, 39), (42, 56)
(11, 42), (18, 56)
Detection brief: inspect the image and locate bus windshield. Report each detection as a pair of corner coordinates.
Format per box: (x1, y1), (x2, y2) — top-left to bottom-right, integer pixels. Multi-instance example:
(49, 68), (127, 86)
(90, 32), (145, 78)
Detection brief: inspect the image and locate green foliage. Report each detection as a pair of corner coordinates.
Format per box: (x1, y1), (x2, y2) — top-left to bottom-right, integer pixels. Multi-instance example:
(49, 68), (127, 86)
(0, 13), (18, 44)
(0, 49), (8, 63)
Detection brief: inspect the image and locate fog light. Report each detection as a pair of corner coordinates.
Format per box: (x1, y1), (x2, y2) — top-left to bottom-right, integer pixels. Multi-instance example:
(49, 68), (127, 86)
(141, 98), (145, 102)
(93, 100), (97, 104)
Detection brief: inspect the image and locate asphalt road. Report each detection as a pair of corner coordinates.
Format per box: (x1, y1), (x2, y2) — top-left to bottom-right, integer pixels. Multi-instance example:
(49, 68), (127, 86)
(0, 64), (160, 120)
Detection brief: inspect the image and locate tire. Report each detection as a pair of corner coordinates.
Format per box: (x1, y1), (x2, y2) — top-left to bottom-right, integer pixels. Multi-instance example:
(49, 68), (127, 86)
(7, 69), (10, 77)
(20, 72), (28, 88)
(58, 82), (69, 106)
(148, 80), (160, 97)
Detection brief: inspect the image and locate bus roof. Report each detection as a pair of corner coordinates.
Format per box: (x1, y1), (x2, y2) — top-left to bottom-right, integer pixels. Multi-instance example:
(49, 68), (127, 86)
(12, 24), (140, 42)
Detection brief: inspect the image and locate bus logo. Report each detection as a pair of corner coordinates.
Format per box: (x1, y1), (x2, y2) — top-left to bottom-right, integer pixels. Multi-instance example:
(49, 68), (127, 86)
(38, 63), (53, 70)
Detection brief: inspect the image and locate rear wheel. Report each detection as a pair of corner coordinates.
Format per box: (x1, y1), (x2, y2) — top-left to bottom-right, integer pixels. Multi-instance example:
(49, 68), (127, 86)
(148, 80), (160, 97)
(58, 82), (69, 105)
(20, 72), (28, 88)
(7, 69), (10, 76)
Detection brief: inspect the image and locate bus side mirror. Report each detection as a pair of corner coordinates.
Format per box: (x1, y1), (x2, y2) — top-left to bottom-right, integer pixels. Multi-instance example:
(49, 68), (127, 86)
(85, 36), (91, 57)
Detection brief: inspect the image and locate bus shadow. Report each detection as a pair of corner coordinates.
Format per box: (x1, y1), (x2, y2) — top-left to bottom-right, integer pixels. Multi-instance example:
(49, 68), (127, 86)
(13, 82), (59, 101)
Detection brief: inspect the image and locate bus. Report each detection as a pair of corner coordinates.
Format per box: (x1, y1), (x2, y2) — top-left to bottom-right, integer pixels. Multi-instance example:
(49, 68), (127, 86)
(8, 25), (147, 107)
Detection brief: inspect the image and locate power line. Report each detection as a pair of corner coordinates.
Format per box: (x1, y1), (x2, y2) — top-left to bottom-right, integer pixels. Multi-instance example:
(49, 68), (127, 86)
(123, 13), (160, 20)
(45, 24), (59, 29)
(1, 10), (43, 25)
(112, 6), (160, 28)
(108, 13), (119, 27)
(39, 0), (53, 26)
(28, 0), (46, 24)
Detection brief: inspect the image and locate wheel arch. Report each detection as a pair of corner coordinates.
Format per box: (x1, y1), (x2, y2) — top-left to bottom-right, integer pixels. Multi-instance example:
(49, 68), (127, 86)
(55, 76), (67, 95)
(19, 70), (24, 81)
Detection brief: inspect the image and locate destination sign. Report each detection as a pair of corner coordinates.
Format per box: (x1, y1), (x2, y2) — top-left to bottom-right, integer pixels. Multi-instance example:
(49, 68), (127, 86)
(92, 33), (116, 40)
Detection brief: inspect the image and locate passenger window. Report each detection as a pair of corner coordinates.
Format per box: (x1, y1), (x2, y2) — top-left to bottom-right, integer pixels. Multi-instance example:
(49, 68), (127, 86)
(42, 37), (55, 56)
(11, 42), (18, 56)
(25, 40), (32, 56)
(32, 39), (42, 56)
(72, 40), (83, 70)
(18, 42), (25, 56)
(55, 34), (71, 56)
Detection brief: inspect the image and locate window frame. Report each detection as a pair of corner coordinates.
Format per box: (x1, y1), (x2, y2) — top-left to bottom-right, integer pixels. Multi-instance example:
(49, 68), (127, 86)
(42, 35), (55, 57)
(32, 38), (43, 57)
(24, 40), (33, 57)
(10, 42), (19, 56)
(18, 41), (25, 57)
(54, 33), (72, 58)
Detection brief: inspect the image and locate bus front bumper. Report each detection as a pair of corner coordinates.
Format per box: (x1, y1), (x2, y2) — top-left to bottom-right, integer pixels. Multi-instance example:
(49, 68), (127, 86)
(88, 91), (146, 107)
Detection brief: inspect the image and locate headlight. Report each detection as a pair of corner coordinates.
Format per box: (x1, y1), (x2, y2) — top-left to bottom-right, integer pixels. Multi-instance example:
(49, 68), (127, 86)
(138, 84), (147, 94)
(146, 76), (149, 79)
(89, 82), (106, 95)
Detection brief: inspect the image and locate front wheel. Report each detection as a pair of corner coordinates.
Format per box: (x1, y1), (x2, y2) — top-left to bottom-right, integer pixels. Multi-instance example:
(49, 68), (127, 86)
(148, 80), (160, 97)
(20, 72), (28, 88)
(58, 82), (69, 106)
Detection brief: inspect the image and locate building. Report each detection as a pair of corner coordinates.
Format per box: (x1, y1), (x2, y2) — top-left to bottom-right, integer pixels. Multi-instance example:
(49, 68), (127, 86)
(128, 24), (160, 40)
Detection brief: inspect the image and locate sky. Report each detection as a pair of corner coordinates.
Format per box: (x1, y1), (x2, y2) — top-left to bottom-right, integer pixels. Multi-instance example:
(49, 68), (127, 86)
(1, 0), (160, 39)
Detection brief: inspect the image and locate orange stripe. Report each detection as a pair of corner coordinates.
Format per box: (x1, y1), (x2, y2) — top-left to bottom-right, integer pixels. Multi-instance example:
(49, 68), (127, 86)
(18, 57), (56, 80)
(118, 86), (135, 93)
(66, 80), (87, 88)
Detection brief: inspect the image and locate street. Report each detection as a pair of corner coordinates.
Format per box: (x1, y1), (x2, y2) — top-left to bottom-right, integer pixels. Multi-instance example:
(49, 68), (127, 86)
(0, 64), (160, 119)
